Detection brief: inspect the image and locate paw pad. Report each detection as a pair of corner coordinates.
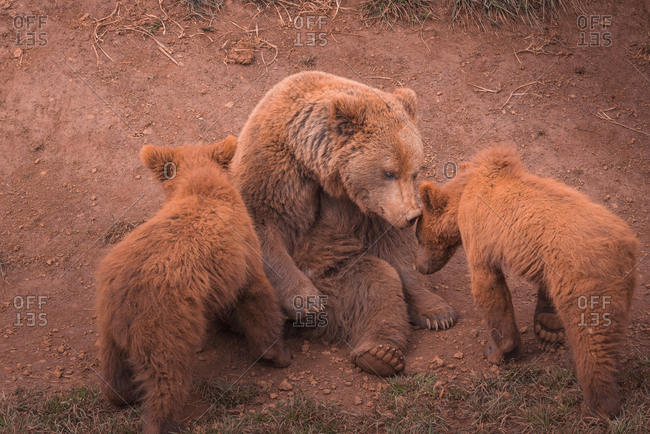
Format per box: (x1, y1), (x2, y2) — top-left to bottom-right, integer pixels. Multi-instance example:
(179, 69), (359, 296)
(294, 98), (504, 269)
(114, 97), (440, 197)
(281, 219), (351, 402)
(355, 345), (405, 377)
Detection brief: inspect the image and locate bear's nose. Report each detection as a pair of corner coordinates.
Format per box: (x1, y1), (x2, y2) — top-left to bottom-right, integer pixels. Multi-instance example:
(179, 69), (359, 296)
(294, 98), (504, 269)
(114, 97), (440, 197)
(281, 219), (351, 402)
(406, 216), (418, 227)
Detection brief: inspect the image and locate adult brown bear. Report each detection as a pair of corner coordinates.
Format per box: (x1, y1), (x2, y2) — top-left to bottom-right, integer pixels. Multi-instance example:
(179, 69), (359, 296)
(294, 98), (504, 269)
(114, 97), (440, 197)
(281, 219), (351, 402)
(96, 138), (290, 434)
(231, 71), (457, 376)
(415, 146), (638, 418)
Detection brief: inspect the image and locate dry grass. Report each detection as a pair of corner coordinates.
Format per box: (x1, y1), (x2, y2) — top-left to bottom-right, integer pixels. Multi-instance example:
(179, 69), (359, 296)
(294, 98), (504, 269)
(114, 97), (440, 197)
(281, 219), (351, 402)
(360, 0), (436, 25)
(451, 0), (588, 27)
(2, 354), (647, 432)
(101, 219), (146, 246)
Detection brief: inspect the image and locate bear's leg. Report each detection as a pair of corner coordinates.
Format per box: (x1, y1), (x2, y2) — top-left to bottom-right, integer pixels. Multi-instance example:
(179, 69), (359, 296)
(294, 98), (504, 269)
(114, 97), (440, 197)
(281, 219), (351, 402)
(470, 264), (520, 364)
(231, 270), (292, 368)
(377, 227), (457, 330)
(402, 270), (458, 330)
(534, 284), (565, 351)
(98, 330), (140, 406)
(131, 317), (204, 434)
(553, 280), (626, 419)
(260, 227), (325, 320)
(327, 256), (411, 377)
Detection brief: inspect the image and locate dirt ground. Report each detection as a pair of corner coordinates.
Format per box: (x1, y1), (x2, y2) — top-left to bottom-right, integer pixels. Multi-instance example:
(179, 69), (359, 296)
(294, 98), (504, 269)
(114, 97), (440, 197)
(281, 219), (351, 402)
(1, 0), (648, 428)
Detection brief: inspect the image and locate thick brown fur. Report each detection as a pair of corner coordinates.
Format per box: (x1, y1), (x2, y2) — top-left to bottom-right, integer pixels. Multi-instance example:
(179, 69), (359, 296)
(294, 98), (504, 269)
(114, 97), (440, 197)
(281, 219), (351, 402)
(416, 146), (639, 419)
(231, 71), (457, 377)
(96, 137), (290, 434)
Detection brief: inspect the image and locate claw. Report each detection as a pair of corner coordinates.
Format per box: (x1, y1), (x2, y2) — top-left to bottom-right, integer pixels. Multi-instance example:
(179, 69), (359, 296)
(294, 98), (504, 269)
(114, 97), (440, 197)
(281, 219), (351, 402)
(425, 318), (431, 329)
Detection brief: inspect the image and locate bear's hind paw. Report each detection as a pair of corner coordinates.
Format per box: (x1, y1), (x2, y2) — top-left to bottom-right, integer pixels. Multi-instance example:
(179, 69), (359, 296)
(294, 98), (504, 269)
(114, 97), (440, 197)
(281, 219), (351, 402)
(355, 345), (405, 377)
(534, 312), (564, 351)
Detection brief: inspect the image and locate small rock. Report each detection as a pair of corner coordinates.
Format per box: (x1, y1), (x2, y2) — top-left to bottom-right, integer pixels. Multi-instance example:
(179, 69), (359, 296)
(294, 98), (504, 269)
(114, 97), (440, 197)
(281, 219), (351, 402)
(323, 389), (331, 395)
(135, 174), (141, 180)
(278, 378), (293, 391)
(269, 392), (278, 399)
(34, 158), (40, 164)
(13, 48), (22, 58)
(365, 401), (373, 407)
(91, 168), (97, 173)
(301, 342), (310, 353)
(519, 326), (528, 334)
(453, 352), (464, 359)
(90, 195), (97, 201)
(354, 396), (362, 405)
(433, 356), (444, 367)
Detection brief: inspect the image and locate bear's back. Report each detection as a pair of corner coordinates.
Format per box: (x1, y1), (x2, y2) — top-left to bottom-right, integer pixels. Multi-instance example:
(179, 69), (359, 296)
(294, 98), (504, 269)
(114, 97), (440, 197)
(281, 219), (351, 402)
(457, 148), (638, 279)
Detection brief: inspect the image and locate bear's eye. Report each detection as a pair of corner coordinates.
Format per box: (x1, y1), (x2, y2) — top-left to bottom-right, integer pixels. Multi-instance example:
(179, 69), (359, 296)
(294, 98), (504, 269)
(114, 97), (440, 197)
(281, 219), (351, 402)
(384, 171), (396, 180)
(412, 172), (419, 181)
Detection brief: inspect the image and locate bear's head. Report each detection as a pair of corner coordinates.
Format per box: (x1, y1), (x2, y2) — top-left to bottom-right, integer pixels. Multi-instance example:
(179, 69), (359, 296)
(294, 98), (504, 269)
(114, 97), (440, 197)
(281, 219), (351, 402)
(415, 181), (462, 274)
(326, 88), (424, 228)
(140, 136), (237, 199)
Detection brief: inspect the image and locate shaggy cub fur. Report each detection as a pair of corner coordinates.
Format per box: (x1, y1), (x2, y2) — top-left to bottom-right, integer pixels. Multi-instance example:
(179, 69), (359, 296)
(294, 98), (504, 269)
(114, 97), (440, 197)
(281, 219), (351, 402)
(416, 147), (638, 418)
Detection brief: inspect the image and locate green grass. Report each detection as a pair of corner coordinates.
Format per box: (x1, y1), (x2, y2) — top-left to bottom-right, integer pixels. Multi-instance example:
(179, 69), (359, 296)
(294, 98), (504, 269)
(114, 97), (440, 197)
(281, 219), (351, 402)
(2, 356), (648, 432)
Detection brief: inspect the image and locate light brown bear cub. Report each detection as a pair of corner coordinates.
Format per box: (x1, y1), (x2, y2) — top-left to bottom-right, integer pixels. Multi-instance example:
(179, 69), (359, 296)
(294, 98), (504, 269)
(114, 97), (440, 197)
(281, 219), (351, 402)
(415, 147), (638, 419)
(96, 137), (290, 434)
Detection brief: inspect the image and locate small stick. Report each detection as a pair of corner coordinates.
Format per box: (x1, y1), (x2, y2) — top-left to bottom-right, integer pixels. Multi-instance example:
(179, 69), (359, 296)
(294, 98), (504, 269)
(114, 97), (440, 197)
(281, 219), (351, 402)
(501, 81), (536, 109)
(470, 84), (501, 93)
(595, 110), (650, 136)
(367, 76), (404, 86)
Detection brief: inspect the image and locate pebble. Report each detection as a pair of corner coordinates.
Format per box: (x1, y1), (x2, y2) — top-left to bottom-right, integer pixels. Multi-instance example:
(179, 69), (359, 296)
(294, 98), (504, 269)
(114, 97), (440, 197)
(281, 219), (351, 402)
(269, 392), (278, 399)
(278, 378), (293, 391)
(354, 396), (362, 405)
(453, 352), (464, 359)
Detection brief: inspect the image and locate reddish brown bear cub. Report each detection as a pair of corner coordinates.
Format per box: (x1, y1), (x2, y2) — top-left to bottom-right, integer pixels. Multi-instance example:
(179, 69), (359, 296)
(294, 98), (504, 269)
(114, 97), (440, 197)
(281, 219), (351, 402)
(96, 137), (290, 434)
(415, 147), (638, 419)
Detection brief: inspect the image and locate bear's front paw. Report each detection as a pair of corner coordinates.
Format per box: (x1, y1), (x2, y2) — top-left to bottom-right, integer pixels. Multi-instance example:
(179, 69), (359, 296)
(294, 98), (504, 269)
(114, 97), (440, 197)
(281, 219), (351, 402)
(286, 290), (327, 322)
(261, 343), (292, 368)
(411, 297), (458, 331)
(486, 338), (520, 365)
(355, 345), (405, 377)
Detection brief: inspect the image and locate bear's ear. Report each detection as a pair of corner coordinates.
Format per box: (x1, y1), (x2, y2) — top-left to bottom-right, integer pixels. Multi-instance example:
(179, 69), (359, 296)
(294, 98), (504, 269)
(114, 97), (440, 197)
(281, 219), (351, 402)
(419, 182), (447, 213)
(140, 145), (178, 182)
(329, 94), (366, 136)
(393, 88), (417, 119)
(209, 135), (237, 168)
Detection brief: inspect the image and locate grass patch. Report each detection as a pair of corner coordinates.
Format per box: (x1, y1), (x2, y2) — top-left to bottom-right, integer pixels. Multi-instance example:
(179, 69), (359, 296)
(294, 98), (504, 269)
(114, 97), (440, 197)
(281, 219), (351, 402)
(0, 386), (140, 433)
(101, 219), (146, 246)
(2, 356), (648, 432)
(187, 0), (224, 18)
(451, 0), (587, 27)
(360, 0), (436, 25)
(245, 0), (341, 16)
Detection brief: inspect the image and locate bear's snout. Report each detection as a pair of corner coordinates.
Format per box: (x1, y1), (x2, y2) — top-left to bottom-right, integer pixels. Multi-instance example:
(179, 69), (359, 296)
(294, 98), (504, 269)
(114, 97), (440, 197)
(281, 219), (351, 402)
(404, 208), (422, 227)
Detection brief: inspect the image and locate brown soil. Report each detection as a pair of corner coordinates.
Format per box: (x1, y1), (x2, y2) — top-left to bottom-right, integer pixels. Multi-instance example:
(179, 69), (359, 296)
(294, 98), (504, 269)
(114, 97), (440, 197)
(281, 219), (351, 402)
(1, 0), (648, 426)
